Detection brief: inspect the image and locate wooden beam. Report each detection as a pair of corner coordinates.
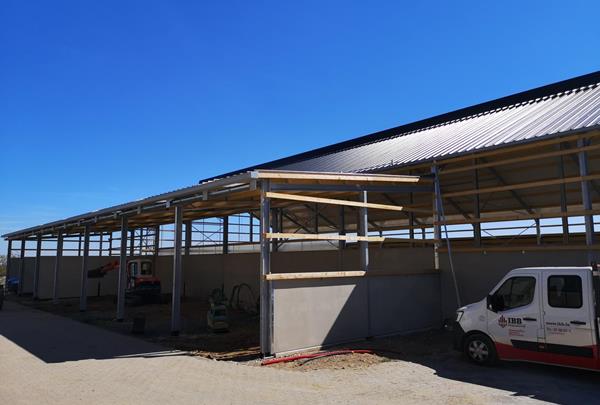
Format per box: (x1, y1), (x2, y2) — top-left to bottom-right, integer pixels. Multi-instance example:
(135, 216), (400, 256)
(265, 232), (437, 244)
(435, 208), (600, 226)
(256, 170), (425, 183)
(443, 174), (600, 199)
(265, 191), (428, 213)
(441, 244), (600, 253)
(440, 142), (600, 175)
(265, 271), (366, 281)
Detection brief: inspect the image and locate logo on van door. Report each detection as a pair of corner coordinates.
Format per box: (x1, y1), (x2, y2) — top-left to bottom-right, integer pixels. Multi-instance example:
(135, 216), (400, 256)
(498, 315), (522, 328)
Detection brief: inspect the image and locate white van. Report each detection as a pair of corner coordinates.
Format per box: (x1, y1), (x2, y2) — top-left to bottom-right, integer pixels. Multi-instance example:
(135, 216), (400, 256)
(454, 266), (600, 370)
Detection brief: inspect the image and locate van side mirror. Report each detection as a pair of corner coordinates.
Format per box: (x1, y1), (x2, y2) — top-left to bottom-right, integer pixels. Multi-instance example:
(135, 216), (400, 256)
(487, 294), (504, 312)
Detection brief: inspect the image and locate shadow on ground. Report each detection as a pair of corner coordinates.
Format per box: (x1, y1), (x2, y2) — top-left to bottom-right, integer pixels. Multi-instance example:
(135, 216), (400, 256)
(0, 300), (189, 363)
(341, 330), (600, 405)
(3, 295), (260, 362)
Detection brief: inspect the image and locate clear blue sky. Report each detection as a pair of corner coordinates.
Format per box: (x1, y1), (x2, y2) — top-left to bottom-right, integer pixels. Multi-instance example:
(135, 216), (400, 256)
(1, 0), (599, 252)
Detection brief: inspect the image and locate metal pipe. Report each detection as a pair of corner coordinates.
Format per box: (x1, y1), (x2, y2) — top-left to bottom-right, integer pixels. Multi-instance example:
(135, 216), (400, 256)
(80, 224), (90, 311)
(116, 216), (128, 321)
(171, 206), (183, 335)
(260, 180), (272, 356)
(33, 234), (42, 300)
(52, 231), (63, 304)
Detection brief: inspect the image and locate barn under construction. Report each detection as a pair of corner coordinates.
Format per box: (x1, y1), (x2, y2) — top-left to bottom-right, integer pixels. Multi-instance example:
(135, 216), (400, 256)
(4, 70), (600, 356)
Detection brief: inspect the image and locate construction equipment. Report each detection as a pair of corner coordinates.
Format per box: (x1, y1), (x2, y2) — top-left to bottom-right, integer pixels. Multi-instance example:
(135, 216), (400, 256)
(207, 287), (229, 332)
(88, 258), (161, 304)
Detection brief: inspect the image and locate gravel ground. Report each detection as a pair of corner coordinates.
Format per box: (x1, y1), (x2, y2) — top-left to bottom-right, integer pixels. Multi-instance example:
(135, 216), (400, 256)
(2, 301), (600, 404)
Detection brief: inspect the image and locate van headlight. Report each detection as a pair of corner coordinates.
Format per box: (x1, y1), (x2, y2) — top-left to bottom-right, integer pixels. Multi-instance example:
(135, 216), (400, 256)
(455, 310), (464, 322)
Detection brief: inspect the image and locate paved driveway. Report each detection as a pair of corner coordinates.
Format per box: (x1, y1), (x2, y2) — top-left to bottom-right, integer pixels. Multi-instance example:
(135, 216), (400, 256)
(1, 301), (599, 404)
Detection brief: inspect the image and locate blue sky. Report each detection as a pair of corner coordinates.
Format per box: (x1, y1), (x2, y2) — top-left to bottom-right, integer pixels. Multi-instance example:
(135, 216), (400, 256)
(1, 0), (599, 253)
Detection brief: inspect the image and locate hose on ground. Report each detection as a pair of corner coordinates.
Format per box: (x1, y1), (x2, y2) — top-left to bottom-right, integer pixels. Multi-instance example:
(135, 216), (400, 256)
(261, 349), (373, 366)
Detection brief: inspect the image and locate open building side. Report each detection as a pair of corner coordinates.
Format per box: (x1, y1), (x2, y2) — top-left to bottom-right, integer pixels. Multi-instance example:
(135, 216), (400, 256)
(4, 71), (600, 355)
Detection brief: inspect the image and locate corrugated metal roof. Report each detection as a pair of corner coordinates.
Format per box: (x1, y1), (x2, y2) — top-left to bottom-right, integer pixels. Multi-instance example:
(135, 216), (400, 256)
(276, 82), (600, 173)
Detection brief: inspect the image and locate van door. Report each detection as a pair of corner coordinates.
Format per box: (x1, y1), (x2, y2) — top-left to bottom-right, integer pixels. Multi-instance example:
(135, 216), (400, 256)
(541, 269), (596, 369)
(487, 273), (542, 360)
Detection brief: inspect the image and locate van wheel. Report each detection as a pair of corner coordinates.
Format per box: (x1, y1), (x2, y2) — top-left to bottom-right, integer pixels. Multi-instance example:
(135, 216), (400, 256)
(464, 333), (497, 366)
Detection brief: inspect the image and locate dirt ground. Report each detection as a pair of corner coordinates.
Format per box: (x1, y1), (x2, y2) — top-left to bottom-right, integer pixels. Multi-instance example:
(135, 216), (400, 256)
(13, 294), (261, 361)
(12, 294), (454, 370)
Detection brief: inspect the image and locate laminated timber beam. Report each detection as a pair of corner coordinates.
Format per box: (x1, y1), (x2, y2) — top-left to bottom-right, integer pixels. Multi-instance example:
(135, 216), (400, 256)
(443, 174), (600, 199)
(265, 232), (438, 244)
(256, 170), (425, 183)
(265, 271), (365, 281)
(440, 141), (600, 175)
(435, 208), (600, 226)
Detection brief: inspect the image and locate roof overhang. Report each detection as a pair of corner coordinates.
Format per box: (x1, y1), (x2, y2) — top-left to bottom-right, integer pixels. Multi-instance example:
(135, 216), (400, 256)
(3, 170), (430, 241)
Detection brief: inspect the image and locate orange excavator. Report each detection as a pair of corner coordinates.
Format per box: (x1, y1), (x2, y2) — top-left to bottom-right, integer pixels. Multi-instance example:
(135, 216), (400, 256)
(88, 258), (161, 304)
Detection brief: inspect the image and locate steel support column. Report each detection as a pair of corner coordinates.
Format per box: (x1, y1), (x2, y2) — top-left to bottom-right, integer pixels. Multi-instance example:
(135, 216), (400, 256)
(79, 224), (90, 311)
(578, 138), (595, 261)
(99, 233), (103, 256)
(52, 231), (63, 304)
(154, 225), (160, 255)
(260, 180), (272, 356)
(249, 213), (254, 244)
(6, 240), (12, 279)
(171, 206), (183, 335)
(32, 234), (42, 300)
(558, 146), (569, 244)
(338, 206), (346, 250)
(473, 161), (481, 247)
(18, 240), (25, 295)
(358, 192), (369, 272)
(270, 210), (278, 252)
(432, 166), (441, 270)
(116, 216), (128, 321)
(184, 220), (192, 256)
(129, 230), (135, 257)
(358, 191), (371, 337)
(222, 216), (229, 254)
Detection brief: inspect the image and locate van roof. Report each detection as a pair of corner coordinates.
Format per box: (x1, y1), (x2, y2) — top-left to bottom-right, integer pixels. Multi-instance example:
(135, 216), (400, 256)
(510, 266), (591, 274)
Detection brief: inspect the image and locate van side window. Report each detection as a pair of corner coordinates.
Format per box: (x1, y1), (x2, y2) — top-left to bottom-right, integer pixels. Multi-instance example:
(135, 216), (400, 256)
(548, 275), (582, 308)
(494, 277), (536, 310)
